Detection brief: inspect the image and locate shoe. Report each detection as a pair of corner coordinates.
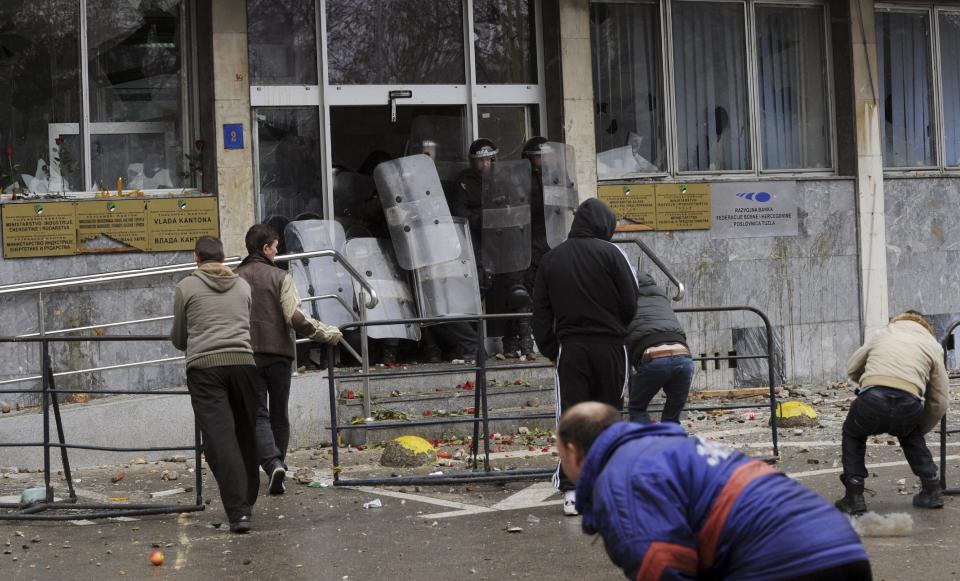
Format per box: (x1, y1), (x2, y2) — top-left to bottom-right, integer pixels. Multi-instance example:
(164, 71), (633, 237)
(524, 351), (537, 361)
(382, 346), (398, 365)
(269, 465), (286, 495)
(834, 474), (867, 515)
(229, 516), (251, 534)
(563, 490), (578, 516)
(913, 478), (945, 509)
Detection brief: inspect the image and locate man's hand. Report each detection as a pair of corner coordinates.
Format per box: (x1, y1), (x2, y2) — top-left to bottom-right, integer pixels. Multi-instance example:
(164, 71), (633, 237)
(313, 322), (343, 345)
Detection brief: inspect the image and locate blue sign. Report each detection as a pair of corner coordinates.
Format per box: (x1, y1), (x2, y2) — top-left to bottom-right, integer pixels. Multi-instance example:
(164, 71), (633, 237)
(223, 123), (244, 149)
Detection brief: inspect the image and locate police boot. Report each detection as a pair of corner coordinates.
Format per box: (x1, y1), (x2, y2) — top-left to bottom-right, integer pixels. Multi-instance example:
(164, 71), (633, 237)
(835, 474), (867, 515)
(913, 479), (945, 509)
(502, 334), (520, 358)
(519, 319), (537, 360)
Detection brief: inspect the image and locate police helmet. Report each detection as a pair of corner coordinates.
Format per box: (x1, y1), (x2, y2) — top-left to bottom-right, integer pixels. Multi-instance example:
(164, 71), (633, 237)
(469, 138), (498, 159)
(522, 136), (550, 158)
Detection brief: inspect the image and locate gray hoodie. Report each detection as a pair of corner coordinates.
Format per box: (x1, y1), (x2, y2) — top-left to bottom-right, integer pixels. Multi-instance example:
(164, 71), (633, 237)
(171, 262), (255, 370)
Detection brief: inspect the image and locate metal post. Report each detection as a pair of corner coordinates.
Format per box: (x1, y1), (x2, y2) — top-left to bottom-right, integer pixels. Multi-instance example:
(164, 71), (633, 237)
(477, 318), (491, 471)
(47, 367), (77, 502)
(359, 291), (371, 421)
(41, 338), (52, 503)
(765, 317), (780, 459)
(328, 346), (342, 481)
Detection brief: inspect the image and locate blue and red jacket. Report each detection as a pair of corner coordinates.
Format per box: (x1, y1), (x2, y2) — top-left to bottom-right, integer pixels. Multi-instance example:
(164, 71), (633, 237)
(576, 422), (868, 580)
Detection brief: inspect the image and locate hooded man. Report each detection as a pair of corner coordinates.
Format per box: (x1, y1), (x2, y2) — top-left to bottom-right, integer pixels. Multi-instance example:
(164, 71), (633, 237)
(171, 236), (260, 533)
(235, 224), (342, 496)
(558, 402), (871, 581)
(836, 310), (949, 514)
(532, 198), (639, 514)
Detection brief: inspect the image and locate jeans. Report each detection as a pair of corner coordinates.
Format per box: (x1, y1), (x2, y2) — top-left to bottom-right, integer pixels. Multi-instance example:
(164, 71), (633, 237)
(253, 354), (293, 471)
(628, 355), (695, 424)
(841, 386), (937, 481)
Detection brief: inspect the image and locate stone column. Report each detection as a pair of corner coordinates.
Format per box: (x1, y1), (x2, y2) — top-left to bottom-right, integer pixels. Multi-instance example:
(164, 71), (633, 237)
(850, 0), (888, 337)
(559, 0), (596, 202)
(211, 0), (255, 257)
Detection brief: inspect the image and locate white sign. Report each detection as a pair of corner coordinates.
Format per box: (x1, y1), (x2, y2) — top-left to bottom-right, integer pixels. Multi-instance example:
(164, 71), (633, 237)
(711, 181), (798, 238)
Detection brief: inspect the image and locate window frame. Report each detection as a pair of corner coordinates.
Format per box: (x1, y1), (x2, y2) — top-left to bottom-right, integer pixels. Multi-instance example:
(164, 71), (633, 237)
(590, 0), (837, 182)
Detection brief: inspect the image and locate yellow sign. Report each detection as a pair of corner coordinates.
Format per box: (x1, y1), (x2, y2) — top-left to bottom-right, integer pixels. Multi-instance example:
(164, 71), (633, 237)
(1, 196), (219, 258)
(597, 183), (712, 231)
(77, 199), (149, 253)
(654, 183), (712, 230)
(147, 197), (220, 252)
(2, 202), (77, 258)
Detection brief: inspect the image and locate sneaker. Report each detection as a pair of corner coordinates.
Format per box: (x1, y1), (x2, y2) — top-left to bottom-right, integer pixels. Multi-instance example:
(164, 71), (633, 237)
(229, 516), (251, 534)
(563, 490), (578, 516)
(269, 465), (286, 495)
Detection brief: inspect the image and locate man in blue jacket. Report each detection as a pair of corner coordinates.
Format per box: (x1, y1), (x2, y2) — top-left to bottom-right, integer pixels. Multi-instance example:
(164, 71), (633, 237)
(557, 402), (871, 580)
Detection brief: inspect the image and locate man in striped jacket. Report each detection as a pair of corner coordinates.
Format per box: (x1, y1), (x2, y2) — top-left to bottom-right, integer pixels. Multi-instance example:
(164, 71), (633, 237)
(557, 402), (871, 580)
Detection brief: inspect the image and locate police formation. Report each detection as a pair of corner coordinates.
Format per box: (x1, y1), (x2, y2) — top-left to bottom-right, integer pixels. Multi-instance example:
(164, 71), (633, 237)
(170, 137), (948, 580)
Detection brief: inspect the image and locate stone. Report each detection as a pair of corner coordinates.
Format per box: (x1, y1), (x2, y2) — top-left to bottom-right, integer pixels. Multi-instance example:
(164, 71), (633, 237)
(526, 398), (540, 408)
(517, 427), (529, 435)
(1, 404), (10, 414)
(379, 436), (437, 468)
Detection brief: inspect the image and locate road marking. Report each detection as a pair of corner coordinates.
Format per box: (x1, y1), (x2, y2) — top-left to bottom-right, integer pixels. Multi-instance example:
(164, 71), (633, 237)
(787, 454), (960, 479)
(354, 486), (495, 515)
(490, 482), (557, 510)
(695, 426), (769, 439)
(350, 482), (562, 520)
(174, 512), (192, 570)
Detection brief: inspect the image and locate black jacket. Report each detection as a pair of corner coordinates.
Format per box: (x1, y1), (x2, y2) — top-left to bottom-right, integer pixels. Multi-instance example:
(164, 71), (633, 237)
(624, 272), (687, 364)
(532, 198), (639, 360)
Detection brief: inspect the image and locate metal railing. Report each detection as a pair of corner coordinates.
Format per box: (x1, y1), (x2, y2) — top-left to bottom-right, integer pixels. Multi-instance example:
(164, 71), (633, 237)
(325, 306), (780, 487)
(940, 319), (960, 494)
(614, 237), (686, 302)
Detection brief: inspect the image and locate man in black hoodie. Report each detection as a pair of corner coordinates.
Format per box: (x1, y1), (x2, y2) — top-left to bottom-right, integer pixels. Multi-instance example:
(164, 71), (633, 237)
(532, 198), (638, 515)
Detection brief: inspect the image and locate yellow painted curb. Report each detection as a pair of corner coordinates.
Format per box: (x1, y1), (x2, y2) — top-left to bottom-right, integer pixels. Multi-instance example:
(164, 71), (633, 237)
(394, 435), (435, 456)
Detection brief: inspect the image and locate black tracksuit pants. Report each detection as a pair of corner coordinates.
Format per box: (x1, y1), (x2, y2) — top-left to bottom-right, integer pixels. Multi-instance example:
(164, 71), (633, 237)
(555, 340), (627, 491)
(253, 354), (293, 471)
(187, 365), (260, 523)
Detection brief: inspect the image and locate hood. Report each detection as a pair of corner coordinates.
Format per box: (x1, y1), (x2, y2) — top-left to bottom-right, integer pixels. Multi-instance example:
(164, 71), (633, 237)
(192, 261), (240, 293)
(576, 421), (687, 534)
(568, 198), (617, 240)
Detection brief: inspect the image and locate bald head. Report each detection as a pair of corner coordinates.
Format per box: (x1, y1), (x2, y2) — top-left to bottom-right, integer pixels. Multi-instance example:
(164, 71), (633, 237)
(559, 402), (621, 454)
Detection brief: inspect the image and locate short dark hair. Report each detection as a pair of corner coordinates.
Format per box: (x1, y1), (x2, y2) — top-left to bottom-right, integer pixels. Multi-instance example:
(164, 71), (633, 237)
(558, 402), (622, 455)
(245, 224), (280, 257)
(195, 236), (224, 263)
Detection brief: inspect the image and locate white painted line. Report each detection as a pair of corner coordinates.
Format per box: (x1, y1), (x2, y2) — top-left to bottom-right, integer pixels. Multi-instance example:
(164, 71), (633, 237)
(422, 500), (564, 520)
(354, 486), (494, 513)
(490, 482), (557, 510)
(787, 454), (960, 479)
(694, 426), (769, 439)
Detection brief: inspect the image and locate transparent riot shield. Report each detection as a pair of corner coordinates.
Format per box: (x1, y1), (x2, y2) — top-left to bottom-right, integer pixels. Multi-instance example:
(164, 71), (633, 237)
(373, 154), (462, 270)
(283, 220), (356, 328)
(541, 142), (579, 249)
(344, 238), (421, 341)
(413, 217), (483, 319)
(481, 159), (532, 274)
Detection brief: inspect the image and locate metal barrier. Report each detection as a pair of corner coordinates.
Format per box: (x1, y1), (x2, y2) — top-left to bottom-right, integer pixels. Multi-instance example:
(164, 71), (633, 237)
(939, 319), (960, 493)
(0, 334), (203, 520)
(326, 306), (780, 487)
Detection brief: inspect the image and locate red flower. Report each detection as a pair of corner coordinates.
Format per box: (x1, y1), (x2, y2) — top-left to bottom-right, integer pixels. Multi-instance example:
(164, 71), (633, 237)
(345, 390), (355, 399)
(3, 146), (12, 157)
(422, 410), (432, 417)
(55, 136), (64, 146)
(195, 139), (205, 150)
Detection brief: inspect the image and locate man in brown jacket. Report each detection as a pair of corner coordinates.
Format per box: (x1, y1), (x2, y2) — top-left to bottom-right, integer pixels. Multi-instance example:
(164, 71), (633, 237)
(836, 311), (949, 514)
(171, 236), (259, 533)
(235, 224), (342, 495)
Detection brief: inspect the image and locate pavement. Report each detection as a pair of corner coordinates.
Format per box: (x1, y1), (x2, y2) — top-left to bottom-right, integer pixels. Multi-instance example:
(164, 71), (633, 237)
(4, 383), (960, 580)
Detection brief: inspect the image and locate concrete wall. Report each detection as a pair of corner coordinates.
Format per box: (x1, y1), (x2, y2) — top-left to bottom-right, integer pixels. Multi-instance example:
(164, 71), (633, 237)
(620, 179), (860, 388)
(886, 177), (960, 346)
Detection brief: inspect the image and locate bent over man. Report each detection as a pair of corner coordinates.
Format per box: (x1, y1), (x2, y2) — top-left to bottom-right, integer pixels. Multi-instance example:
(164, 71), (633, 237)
(532, 198), (638, 514)
(558, 402), (871, 580)
(836, 310), (949, 514)
(171, 236), (259, 533)
(235, 224), (342, 495)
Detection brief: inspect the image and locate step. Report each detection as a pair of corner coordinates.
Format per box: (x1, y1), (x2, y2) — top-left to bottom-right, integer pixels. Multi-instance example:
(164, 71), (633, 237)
(337, 383), (554, 422)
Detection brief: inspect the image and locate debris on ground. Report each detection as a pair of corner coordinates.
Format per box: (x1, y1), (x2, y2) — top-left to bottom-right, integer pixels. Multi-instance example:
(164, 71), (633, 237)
(362, 498), (382, 509)
(149, 488), (187, 498)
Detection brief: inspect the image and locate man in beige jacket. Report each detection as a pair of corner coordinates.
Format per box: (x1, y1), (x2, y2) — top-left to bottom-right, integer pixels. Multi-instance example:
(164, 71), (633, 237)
(836, 311), (949, 514)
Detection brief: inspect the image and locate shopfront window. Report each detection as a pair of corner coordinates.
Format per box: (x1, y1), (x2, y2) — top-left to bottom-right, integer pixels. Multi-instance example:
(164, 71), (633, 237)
(256, 108), (323, 223)
(248, 0), (318, 85)
(876, 10), (935, 168)
(938, 11), (960, 167)
(325, 0), (465, 85)
(0, 0), (82, 194)
(474, 0), (537, 85)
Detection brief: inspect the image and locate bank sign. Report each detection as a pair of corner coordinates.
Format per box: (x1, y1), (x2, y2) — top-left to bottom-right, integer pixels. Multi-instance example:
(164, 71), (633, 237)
(711, 181), (798, 238)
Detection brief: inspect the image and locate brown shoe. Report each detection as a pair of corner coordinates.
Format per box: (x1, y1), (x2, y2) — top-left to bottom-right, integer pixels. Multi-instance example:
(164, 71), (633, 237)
(524, 352), (537, 361)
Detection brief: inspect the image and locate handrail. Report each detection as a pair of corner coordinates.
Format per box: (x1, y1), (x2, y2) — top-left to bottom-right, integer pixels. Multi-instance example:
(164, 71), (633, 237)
(613, 236), (685, 302)
(0, 249), (379, 310)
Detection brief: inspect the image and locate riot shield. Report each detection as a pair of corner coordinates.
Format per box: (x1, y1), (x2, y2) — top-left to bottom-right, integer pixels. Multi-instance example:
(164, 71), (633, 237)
(344, 238), (421, 341)
(541, 142), (579, 249)
(373, 154), (462, 270)
(413, 217), (483, 319)
(481, 160), (532, 274)
(283, 220), (356, 328)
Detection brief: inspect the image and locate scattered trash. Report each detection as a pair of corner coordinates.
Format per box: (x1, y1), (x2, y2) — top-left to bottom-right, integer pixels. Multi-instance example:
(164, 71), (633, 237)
(69, 520), (95, 526)
(131, 458), (148, 465)
(526, 514), (540, 524)
(107, 517), (139, 522)
(506, 526), (523, 533)
(429, 471), (444, 476)
(307, 480), (330, 489)
(518, 427), (529, 435)
(150, 488), (187, 498)
(362, 498), (383, 509)
(111, 471), (126, 483)
(161, 470), (179, 481)
(849, 512), (913, 537)
(20, 486), (46, 507)
(149, 549), (164, 566)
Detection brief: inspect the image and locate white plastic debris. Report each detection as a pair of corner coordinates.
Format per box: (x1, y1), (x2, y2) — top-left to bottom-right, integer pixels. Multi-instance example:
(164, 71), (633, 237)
(362, 498), (383, 509)
(848, 512), (913, 537)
